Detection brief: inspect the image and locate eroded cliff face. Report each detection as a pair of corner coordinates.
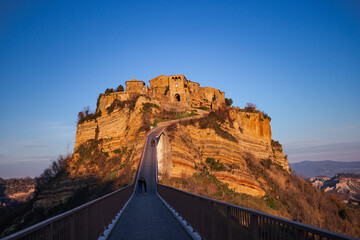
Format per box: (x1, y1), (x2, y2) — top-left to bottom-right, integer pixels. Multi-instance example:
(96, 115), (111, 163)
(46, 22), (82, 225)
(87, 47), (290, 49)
(34, 96), (154, 209)
(157, 108), (289, 197)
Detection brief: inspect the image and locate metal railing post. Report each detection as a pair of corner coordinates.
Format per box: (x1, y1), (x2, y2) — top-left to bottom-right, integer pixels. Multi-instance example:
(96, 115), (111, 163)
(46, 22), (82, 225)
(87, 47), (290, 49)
(295, 227), (305, 240)
(84, 206), (89, 240)
(227, 206), (232, 240)
(251, 214), (259, 240)
(211, 201), (215, 240)
(70, 213), (75, 240)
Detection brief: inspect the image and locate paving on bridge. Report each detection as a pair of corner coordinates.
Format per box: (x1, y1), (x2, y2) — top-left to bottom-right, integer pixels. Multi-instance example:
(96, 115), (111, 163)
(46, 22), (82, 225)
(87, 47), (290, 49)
(107, 130), (193, 240)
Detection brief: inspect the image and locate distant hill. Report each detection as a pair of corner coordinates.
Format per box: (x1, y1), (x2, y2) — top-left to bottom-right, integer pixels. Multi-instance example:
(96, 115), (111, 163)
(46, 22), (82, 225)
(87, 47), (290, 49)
(290, 160), (360, 178)
(309, 173), (360, 208)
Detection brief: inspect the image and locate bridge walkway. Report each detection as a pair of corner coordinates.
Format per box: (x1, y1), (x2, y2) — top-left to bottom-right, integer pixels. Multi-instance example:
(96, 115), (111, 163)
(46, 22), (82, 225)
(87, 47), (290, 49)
(107, 130), (193, 240)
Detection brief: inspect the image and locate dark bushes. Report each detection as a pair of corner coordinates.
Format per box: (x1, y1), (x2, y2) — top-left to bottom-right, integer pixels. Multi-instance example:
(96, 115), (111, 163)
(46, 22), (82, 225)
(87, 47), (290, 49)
(78, 107), (102, 124)
(35, 155), (71, 192)
(197, 108), (237, 143)
(225, 98), (233, 106)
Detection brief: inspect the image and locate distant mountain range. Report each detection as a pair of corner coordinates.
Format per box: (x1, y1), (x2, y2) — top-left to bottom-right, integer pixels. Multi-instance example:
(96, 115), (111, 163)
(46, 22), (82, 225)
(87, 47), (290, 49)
(289, 160), (360, 179)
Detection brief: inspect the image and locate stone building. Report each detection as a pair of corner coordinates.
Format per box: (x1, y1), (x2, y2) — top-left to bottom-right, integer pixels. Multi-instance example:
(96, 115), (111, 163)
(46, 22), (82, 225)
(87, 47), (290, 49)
(125, 79), (148, 94)
(98, 75), (225, 112)
(148, 74), (225, 109)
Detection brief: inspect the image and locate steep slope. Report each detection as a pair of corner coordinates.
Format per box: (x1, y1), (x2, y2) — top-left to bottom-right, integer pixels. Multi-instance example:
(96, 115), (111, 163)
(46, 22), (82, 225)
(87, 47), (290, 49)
(158, 107), (360, 238)
(157, 107), (289, 197)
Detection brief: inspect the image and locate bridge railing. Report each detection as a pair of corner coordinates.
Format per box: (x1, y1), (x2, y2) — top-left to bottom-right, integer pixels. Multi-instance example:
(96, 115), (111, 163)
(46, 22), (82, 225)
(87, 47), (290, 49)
(3, 132), (151, 240)
(2, 184), (133, 240)
(157, 184), (356, 240)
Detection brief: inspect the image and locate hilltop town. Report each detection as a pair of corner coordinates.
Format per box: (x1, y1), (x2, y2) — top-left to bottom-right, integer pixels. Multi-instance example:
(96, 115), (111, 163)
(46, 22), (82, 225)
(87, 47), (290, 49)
(96, 74), (225, 113)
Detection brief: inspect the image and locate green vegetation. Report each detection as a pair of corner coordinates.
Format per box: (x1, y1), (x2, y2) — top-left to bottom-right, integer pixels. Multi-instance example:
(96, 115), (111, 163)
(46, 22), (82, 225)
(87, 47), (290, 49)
(195, 158), (239, 173)
(105, 88), (114, 95)
(116, 84), (124, 92)
(106, 95), (145, 114)
(225, 98), (233, 106)
(96, 94), (103, 110)
(150, 110), (198, 127)
(141, 102), (159, 114)
(78, 107), (102, 125)
(271, 139), (282, 149)
(197, 108), (238, 143)
(205, 158), (226, 171)
(164, 85), (169, 95)
(196, 106), (210, 111)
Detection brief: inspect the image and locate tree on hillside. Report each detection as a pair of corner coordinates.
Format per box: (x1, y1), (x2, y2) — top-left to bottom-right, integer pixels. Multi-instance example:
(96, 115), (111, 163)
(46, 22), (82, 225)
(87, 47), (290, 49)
(246, 102), (257, 109)
(116, 84), (124, 92)
(105, 88), (114, 94)
(225, 98), (233, 106)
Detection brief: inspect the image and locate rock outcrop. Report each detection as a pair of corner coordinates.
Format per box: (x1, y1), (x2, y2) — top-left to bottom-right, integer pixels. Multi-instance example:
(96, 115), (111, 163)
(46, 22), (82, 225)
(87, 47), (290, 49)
(310, 173), (360, 207)
(43, 75), (289, 206)
(0, 177), (35, 208)
(157, 108), (289, 197)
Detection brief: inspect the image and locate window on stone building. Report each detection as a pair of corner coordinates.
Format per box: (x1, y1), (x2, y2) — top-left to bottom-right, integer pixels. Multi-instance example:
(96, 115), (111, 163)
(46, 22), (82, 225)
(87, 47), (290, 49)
(175, 94), (180, 101)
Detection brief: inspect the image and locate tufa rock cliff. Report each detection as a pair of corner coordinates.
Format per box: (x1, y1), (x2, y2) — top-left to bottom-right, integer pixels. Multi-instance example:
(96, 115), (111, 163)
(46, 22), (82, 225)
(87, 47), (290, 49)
(156, 107), (289, 197)
(72, 75), (289, 199)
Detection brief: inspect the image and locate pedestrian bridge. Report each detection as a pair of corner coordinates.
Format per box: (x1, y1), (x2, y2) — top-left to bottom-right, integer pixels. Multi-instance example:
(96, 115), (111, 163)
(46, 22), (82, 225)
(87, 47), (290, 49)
(2, 129), (356, 240)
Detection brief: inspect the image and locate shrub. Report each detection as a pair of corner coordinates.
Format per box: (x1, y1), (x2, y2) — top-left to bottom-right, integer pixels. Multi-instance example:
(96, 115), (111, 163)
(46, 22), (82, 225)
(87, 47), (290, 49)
(271, 140), (282, 149)
(36, 155), (71, 192)
(96, 94), (103, 110)
(78, 107), (102, 124)
(107, 99), (124, 113)
(113, 149), (121, 154)
(197, 108), (238, 143)
(164, 86), (169, 95)
(116, 85), (124, 92)
(263, 112), (271, 121)
(197, 106), (210, 111)
(205, 158), (226, 171)
(141, 102), (159, 114)
(105, 88), (114, 95)
(225, 98), (233, 106)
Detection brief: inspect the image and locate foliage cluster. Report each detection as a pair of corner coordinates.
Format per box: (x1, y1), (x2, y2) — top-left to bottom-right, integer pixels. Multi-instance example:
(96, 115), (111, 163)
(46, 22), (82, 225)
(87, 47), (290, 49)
(160, 171), (280, 218)
(141, 102), (160, 114)
(78, 107), (102, 125)
(244, 153), (360, 237)
(104, 84), (124, 95)
(194, 158), (240, 174)
(271, 139), (282, 150)
(197, 108), (238, 143)
(164, 86), (169, 95)
(195, 106), (210, 111)
(149, 110), (198, 128)
(36, 155), (71, 192)
(73, 139), (135, 181)
(106, 95), (144, 114)
(225, 98), (233, 106)
(205, 158), (226, 171)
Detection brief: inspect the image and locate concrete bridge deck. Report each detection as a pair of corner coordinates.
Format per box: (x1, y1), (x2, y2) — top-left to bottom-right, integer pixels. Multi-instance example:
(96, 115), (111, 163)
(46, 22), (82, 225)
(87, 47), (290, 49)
(107, 130), (193, 240)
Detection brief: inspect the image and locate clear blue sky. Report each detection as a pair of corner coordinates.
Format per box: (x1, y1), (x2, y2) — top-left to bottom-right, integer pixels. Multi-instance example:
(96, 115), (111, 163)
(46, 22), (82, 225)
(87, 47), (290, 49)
(1, 0), (359, 178)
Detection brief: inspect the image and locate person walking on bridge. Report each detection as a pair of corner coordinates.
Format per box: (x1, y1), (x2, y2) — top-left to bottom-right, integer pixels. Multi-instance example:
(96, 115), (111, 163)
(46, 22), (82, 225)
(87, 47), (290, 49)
(138, 177), (143, 194)
(141, 177), (147, 194)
